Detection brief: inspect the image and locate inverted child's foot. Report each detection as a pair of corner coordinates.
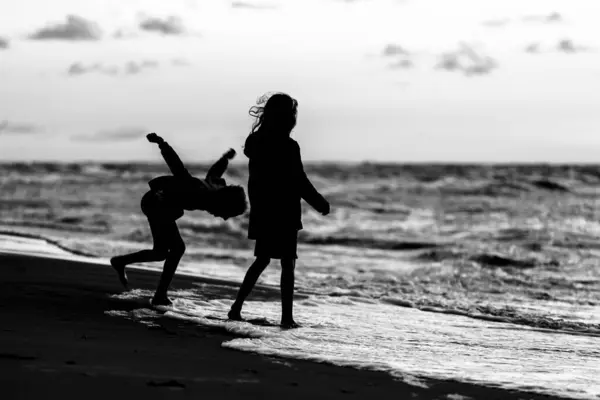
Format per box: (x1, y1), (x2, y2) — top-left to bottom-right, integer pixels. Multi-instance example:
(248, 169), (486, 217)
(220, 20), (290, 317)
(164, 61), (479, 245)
(151, 295), (173, 307)
(110, 257), (128, 288)
(228, 308), (243, 321)
(281, 320), (300, 329)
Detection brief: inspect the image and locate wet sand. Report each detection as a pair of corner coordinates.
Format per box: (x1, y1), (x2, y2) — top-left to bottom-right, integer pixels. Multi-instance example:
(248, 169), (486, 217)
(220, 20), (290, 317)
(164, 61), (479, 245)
(0, 249), (571, 400)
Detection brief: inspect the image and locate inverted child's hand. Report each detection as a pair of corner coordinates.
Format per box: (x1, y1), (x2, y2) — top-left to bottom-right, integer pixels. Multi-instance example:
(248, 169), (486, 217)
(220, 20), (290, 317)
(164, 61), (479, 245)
(146, 133), (164, 144)
(223, 148), (236, 160)
(320, 201), (331, 216)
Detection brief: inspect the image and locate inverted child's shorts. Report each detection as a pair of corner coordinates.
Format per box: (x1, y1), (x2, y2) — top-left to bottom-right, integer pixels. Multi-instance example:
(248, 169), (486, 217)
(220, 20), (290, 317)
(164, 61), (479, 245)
(141, 190), (184, 221)
(253, 230), (298, 260)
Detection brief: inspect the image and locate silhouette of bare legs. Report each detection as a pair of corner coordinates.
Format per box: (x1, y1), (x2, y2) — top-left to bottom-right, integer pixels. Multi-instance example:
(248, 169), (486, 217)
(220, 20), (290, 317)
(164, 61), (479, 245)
(280, 258), (298, 328)
(110, 217), (185, 306)
(228, 257), (270, 320)
(229, 256), (299, 328)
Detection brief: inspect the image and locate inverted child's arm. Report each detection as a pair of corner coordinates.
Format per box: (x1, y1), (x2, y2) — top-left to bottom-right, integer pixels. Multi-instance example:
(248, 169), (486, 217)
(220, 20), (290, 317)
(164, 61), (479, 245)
(147, 133), (191, 178)
(206, 148), (236, 180)
(294, 143), (330, 215)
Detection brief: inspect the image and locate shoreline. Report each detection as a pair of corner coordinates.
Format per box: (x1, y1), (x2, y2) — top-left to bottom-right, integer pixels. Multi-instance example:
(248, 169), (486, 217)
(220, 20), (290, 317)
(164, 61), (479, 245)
(0, 244), (576, 399)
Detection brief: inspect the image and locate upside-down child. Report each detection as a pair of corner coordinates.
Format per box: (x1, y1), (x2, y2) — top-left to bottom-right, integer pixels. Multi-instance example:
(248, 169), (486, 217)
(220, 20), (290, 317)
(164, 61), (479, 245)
(110, 133), (247, 306)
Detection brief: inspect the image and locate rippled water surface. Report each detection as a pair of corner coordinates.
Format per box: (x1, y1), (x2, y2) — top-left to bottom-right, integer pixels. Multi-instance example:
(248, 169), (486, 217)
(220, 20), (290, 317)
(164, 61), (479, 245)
(2, 162), (600, 398)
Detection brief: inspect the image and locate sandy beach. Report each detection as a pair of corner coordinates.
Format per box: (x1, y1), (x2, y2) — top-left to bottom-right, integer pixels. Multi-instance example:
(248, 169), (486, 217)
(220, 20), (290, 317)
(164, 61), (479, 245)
(0, 239), (575, 400)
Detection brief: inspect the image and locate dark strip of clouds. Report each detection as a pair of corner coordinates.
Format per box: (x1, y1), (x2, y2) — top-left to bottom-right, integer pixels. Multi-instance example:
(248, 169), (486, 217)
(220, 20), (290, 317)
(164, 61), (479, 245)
(68, 62), (119, 76)
(0, 120), (41, 134)
(0, 37), (9, 49)
(232, 1), (277, 9)
(525, 43), (541, 54)
(113, 29), (138, 39)
(524, 39), (590, 55)
(522, 12), (563, 24)
(388, 59), (413, 70)
(67, 61), (161, 77)
(382, 44), (409, 57)
(483, 12), (562, 28)
(482, 18), (510, 28)
(28, 15), (102, 41)
(125, 60), (159, 75)
(557, 39), (589, 54)
(72, 127), (147, 142)
(436, 44), (498, 77)
(171, 58), (191, 66)
(139, 16), (186, 35)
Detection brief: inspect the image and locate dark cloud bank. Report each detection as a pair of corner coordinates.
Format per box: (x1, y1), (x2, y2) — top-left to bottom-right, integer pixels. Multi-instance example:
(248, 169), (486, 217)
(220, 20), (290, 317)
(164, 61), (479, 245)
(29, 15), (102, 41)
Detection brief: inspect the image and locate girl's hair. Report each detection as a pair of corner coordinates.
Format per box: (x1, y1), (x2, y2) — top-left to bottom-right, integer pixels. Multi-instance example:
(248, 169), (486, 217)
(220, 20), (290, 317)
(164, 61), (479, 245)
(213, 185), (247, 218)
(249, 92), (298, 137)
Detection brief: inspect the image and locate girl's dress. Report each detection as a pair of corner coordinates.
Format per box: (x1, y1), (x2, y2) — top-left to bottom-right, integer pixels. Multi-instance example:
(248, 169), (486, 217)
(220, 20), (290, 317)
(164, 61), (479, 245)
(244, 132), (328, 259)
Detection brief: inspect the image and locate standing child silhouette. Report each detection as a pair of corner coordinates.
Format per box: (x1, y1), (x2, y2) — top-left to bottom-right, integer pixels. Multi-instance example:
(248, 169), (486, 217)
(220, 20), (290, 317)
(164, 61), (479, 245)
(228, 93), (330, 328)
(110, 133), (246, 306)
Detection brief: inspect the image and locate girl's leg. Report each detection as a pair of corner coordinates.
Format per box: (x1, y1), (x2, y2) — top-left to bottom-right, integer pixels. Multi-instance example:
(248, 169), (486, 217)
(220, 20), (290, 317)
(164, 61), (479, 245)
(110, 216), (171, 288)
(228, 257), (271, 320)
(151, 221), (185, 306)
(280, 258), (297, 328)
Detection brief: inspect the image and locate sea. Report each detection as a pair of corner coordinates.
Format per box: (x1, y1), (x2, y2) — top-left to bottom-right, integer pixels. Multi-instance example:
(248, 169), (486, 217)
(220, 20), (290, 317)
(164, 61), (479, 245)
(1, 161), (599, 399)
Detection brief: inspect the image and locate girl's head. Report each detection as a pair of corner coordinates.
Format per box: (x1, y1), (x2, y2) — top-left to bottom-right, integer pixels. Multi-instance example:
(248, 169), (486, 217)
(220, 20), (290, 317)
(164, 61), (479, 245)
(208, 185), (247, 220)
(249, 92), (298, 137)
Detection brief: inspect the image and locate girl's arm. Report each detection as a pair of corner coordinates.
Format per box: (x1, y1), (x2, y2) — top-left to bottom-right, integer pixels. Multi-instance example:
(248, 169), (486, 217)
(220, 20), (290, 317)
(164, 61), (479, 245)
(206, 148), (236, 181)
(147, 133), (191, 178)
(293, 142), (330, 215)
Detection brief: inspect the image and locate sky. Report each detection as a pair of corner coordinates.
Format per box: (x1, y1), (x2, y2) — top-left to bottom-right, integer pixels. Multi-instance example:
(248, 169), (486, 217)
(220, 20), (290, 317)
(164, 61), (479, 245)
(1, 0), (600, 163)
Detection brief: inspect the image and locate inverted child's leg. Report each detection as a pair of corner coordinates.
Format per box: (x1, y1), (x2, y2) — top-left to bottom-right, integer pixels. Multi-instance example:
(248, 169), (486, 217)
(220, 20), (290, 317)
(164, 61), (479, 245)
(110, 217), (171, 288)
(228, 257), (270, 320)
(280, 258), (297, 328)
(152, 221), (185, 306)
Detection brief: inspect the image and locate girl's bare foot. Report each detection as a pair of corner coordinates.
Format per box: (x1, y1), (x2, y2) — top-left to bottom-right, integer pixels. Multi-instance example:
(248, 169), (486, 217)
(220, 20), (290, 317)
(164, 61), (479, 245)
(151, 294), (173, 307)
(110, 257), (128, 288)
(228, 307), (243, 321)
(281, 319), (300, 329)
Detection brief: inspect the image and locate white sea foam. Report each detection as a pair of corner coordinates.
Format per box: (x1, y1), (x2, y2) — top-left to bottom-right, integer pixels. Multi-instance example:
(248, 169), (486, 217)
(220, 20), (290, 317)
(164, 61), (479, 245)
(154, 295), (600, 400)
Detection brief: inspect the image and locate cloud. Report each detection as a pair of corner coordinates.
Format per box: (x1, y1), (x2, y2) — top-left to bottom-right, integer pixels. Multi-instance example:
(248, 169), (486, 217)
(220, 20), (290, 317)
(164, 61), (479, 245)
(125, 60), (159, 75)
(67, 61), (160, 77)
(68, 62), (118, 76)
(0, 120), (41, 134)
(524, 39), (590, 55)
(522, 12), (563, 24)
(557, 39), (588, 54)
(382, 44), (409, 57)
(171, 58), (191, 67)
(482, 18), (510, 28)
(382, 44), (413, 69)
(436, 43), (498, 77)
(29, 15), (102, 41)
(231, 1), (277, 9)
(72, 127), (147, 142)
(525, 43), (541, 54)
(0, 37), (9, 49)
(483, 12), (562, 28)
(113, 29), (138, 39)
(139, 16), (186, 35)
(388, 59), (413, 69)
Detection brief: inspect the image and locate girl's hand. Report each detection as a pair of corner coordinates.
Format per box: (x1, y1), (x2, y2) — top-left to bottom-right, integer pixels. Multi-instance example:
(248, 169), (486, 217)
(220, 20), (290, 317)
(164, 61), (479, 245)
(146, 132), (164, 144)
(223, 148), (236, 160)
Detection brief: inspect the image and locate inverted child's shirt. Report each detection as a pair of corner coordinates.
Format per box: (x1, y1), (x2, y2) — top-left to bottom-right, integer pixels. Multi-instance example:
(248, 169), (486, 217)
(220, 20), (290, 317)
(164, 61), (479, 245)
(148, 174), (225, 212)
(146, 140), (230, 215)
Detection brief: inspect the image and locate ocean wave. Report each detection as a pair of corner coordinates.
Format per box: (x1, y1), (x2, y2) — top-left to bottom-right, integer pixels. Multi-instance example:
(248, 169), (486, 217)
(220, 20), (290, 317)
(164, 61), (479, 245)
(0, 229), (100, 257)
(531, 179), (570, 192)
(380, 296), (600, 336)
(300, 234), (443, 251)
